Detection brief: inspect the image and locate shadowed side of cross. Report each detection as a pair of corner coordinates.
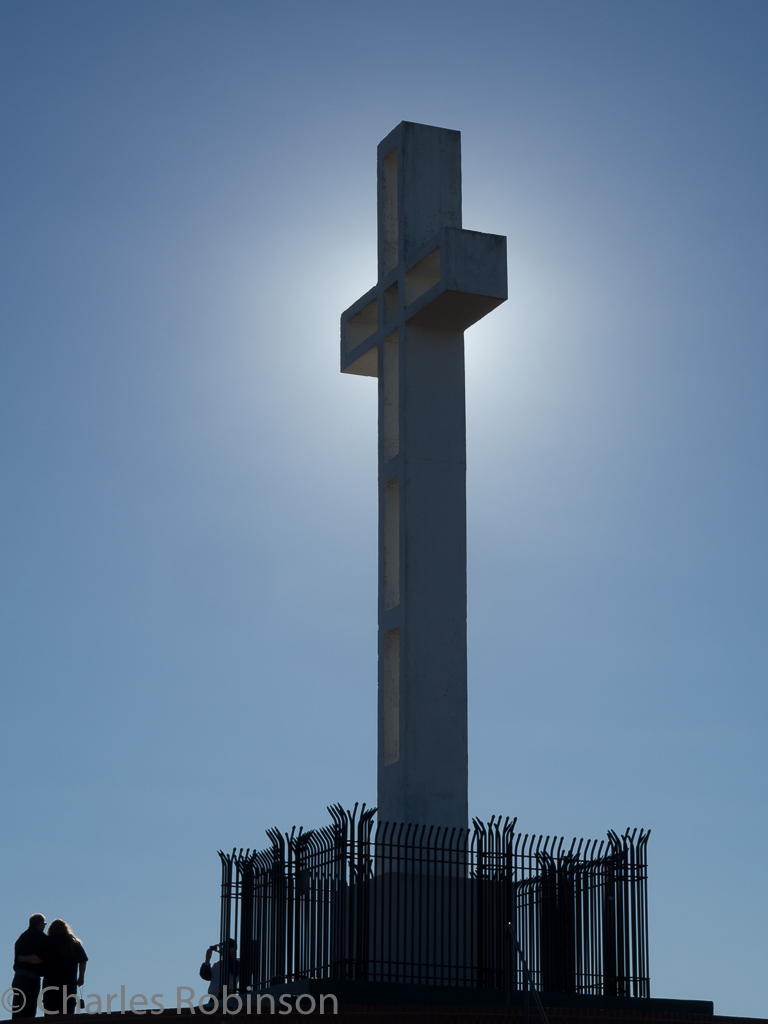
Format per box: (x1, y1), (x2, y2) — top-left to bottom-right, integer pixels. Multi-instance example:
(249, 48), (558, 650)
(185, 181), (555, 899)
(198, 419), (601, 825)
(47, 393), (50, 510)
(339, 121), (507, 830)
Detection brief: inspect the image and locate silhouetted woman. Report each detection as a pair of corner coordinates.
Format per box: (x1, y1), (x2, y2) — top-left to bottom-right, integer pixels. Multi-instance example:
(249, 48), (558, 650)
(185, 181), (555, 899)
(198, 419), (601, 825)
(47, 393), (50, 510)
(42, 920), (87, 1016)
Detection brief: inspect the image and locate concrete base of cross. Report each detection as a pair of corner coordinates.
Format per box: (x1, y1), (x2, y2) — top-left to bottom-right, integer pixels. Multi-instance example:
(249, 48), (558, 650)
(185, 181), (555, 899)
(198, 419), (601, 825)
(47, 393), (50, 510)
(252, 979), (715, 1013)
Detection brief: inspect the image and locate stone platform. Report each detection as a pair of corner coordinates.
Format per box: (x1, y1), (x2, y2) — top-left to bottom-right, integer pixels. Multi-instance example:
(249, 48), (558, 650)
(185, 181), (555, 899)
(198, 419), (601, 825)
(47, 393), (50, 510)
(3, 1004), (763, 1023)
(6, 988), (764, 1024)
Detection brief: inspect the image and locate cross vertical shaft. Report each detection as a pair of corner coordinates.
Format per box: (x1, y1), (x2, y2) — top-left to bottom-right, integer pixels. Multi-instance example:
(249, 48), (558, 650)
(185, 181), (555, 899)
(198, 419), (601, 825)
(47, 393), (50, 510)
(341, 122), (507, 829)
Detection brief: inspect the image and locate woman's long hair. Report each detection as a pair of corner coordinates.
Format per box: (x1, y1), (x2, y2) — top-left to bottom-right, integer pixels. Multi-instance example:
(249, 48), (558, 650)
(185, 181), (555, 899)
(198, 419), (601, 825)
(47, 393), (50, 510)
(47, 919), (79, 951)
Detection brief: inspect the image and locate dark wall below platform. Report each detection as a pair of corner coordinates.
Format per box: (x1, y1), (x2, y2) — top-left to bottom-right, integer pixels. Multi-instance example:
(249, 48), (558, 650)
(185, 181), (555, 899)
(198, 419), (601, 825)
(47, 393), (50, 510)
(6, 1002), (766, 1024)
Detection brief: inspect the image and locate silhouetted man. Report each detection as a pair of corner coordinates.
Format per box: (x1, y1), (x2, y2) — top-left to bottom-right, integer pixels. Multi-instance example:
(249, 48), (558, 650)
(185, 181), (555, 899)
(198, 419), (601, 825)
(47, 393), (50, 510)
(200, 940), (239, 1008)
(11, 914), (48, 1018)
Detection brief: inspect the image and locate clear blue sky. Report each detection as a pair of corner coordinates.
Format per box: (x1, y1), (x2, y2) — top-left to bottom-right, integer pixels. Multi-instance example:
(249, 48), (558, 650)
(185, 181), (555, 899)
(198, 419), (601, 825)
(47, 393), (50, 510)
(1, 1), (766, 1018)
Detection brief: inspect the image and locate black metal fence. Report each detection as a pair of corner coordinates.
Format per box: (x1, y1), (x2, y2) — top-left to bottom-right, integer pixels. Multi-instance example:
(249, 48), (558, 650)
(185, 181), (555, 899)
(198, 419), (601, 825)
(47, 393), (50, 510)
(219, 805), (649, 997)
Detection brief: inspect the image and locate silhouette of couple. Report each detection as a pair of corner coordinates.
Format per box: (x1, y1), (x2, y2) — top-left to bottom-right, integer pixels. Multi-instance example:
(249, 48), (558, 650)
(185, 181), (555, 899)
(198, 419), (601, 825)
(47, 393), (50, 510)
(11, 914), (87, 1018)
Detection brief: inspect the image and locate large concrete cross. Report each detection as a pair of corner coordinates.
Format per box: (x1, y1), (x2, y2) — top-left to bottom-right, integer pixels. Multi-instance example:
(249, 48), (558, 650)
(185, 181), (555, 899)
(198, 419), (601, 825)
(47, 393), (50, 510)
(341, 121), (507, 829)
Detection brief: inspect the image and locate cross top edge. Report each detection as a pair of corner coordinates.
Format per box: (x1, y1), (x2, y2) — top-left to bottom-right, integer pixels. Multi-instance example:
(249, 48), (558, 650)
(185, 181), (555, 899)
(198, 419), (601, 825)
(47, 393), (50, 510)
(377, 121), (463, 279)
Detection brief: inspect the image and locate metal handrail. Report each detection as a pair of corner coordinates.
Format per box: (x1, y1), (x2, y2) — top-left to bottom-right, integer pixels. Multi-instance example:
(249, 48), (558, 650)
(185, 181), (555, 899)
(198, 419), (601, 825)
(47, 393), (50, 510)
(507, 920), (550, 1024)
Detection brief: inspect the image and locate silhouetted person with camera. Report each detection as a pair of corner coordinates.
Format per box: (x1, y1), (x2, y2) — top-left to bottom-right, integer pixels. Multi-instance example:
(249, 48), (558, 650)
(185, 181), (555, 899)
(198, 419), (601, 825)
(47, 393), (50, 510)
(11, 914), (48, 1018)
(199, 940), (239, 1007)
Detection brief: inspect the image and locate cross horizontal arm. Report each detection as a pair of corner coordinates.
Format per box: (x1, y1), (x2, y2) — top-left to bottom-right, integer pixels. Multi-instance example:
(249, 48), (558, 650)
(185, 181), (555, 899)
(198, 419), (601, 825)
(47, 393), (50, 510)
(341, 226), (507, 377)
